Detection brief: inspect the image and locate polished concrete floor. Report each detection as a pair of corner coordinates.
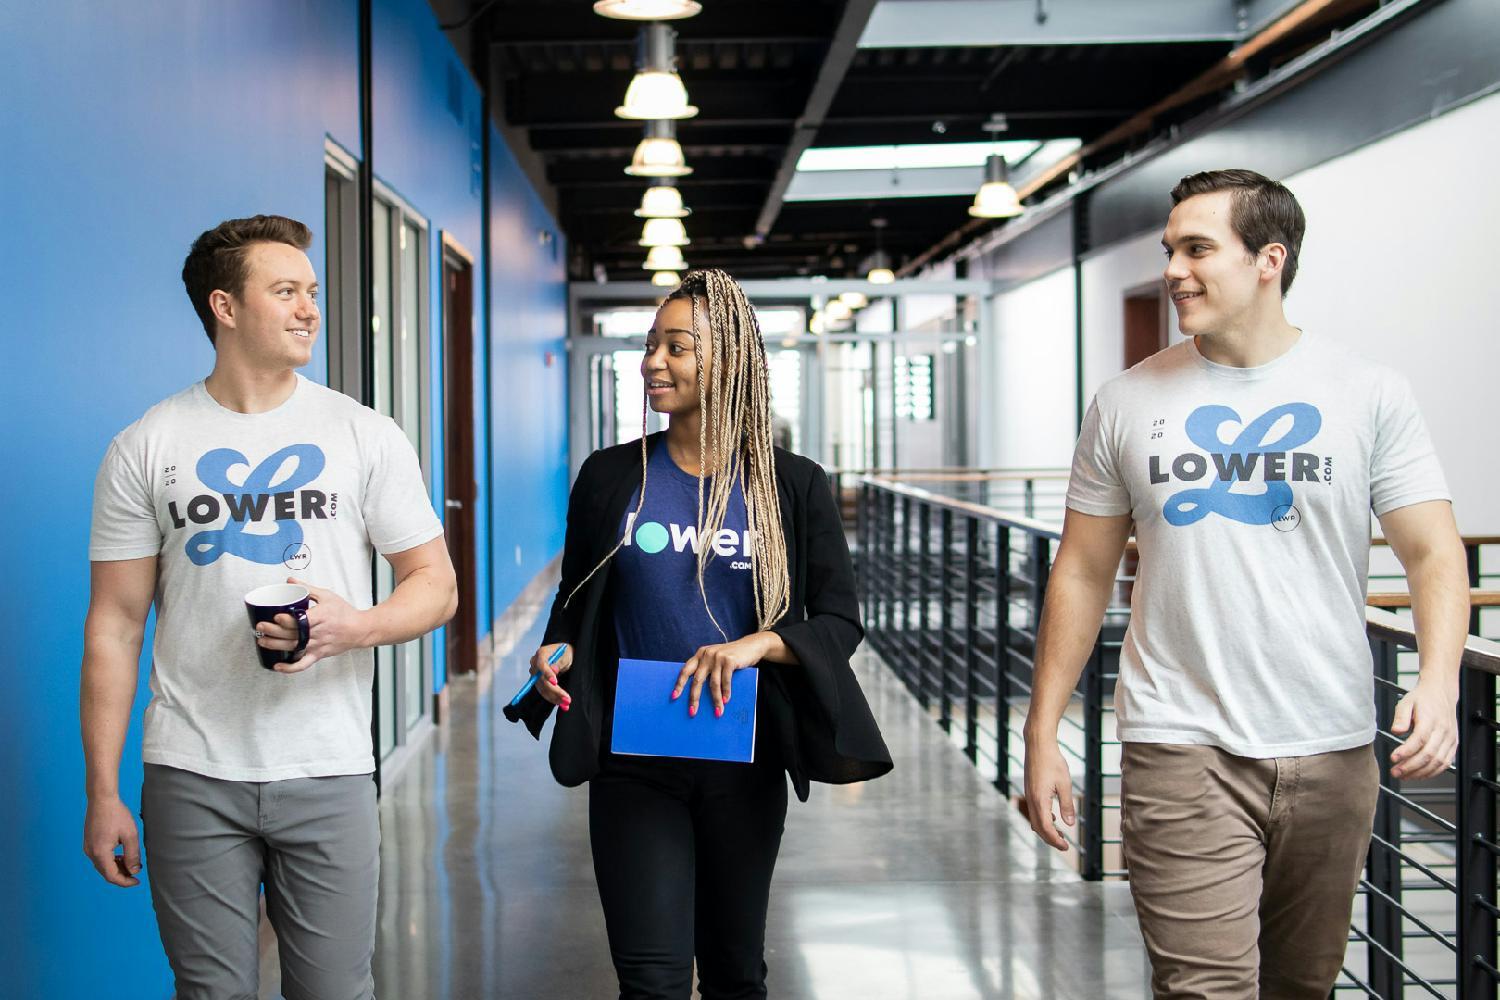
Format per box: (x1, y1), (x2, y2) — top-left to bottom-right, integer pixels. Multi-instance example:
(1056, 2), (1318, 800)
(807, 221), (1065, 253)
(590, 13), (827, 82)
(355, 592), (1154, 1000)
(256, 591), (1152, 998)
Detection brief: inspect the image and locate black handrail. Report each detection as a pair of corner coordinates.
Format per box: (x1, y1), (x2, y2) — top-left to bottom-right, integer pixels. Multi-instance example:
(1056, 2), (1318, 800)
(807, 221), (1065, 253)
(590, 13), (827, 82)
(854, 476), (1499, 999)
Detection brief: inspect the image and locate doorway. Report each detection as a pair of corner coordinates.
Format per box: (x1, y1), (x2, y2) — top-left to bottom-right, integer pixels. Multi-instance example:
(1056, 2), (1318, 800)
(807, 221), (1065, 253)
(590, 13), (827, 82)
(442, 238), (478, 677)
(1123, 282), (1168, 369)
(323, 144), (363, 400)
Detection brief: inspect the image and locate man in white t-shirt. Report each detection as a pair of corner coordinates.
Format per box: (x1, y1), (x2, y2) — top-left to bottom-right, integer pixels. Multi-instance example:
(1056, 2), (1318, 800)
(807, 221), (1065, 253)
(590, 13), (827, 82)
(1022, 171), (1468, 998)
(81, 215), (457, 998)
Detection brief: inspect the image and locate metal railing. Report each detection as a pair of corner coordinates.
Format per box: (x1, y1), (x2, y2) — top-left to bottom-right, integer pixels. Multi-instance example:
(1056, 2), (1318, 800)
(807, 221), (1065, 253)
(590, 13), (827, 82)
(1347, 610), (1499, 998)
(854, 476), (1500, 999)
(854, 476), (1129, 879)
(830, 467), (1070, 523)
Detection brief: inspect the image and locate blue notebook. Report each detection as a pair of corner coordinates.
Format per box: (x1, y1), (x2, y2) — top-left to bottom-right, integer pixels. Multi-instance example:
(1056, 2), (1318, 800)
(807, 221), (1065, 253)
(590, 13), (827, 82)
(611, 658), (758, 763)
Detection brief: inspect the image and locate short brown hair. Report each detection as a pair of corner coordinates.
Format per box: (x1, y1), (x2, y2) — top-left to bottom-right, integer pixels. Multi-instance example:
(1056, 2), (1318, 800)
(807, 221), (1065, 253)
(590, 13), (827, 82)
(181, 215), (313, 343)
(1170, 170), (1305, 295)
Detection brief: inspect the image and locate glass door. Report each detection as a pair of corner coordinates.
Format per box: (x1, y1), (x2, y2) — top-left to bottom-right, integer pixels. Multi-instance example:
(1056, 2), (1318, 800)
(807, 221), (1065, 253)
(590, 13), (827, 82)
(368, 188), (432, 763)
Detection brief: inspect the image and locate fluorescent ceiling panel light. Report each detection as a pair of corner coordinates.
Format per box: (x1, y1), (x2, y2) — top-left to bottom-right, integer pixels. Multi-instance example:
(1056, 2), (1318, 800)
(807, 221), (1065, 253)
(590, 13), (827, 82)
(596, 307), (661, 337)
(752, 308), (808, 336)
(796, 141), (1040, 172)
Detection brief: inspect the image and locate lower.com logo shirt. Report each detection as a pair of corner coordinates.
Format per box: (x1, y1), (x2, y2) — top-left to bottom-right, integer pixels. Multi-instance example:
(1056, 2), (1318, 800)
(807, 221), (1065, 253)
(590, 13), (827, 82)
(612, 444), (760, 664)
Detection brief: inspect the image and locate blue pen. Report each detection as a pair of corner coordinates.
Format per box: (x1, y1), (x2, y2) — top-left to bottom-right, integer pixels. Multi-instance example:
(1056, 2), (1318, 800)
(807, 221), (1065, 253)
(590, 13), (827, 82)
(506, 644), (568, 709)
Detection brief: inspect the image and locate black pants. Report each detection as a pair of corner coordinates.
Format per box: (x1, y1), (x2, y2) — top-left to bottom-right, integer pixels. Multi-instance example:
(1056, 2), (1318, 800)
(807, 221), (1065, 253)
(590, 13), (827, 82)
(589, 752), (788, 1000)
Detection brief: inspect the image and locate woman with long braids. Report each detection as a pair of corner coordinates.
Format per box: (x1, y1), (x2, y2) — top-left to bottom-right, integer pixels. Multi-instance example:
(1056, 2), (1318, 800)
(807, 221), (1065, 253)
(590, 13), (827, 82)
(517, 268), (892, 999)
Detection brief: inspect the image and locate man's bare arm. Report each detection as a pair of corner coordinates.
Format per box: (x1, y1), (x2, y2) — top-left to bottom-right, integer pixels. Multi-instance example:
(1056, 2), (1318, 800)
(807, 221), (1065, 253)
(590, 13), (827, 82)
(1022, 509), (1132, 850)
(1378, 500), (1469, 780)
(365, 536), (459, 646)
(81, 556), (156, 887)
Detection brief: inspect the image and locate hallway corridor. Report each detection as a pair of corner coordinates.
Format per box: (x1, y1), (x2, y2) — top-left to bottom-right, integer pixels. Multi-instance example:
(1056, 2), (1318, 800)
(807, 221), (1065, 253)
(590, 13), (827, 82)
(366, 589), (1153, 1000)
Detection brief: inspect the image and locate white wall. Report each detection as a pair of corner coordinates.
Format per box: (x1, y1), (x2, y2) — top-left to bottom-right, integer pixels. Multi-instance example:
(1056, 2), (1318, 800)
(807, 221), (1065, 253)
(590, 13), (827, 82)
(986, 266), (1078, 469)
(1074, 90), (1500, 531)
(1080, 229), (1165, 403)
(1282, 91), (1500, 532)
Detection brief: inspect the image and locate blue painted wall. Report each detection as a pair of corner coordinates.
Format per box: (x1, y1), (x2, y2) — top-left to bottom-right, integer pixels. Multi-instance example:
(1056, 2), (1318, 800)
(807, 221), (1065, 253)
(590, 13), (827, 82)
(487, 130), (571, 616)
(370, 0), (490, 688)
(0, 0), (568, 994)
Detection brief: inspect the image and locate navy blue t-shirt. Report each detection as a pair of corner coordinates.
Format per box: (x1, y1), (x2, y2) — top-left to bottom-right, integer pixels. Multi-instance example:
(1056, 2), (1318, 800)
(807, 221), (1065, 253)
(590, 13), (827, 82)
(612, 443), (759, 663)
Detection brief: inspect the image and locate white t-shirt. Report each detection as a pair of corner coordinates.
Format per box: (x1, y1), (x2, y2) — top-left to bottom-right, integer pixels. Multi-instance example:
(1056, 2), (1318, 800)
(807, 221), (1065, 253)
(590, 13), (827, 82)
(90, 375), (443, 781)
(1067, 333), (1449, 757)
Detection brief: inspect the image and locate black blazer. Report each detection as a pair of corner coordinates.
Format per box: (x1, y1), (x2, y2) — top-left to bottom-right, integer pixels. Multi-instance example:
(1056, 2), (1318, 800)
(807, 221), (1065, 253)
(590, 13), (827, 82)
(518, 432), (892, 801)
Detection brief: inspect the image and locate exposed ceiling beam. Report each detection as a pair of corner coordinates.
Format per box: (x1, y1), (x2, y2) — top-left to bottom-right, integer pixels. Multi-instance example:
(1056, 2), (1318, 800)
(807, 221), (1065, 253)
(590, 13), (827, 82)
(812, 116), (1119, 146)
(858, 0), (1245, 49)
(506, 75), (811, 125)
(490, 35), (826, 48)
(896, 0), (1372, 276)
(752, 0), (881, 241)
(480, 1), (839, 43)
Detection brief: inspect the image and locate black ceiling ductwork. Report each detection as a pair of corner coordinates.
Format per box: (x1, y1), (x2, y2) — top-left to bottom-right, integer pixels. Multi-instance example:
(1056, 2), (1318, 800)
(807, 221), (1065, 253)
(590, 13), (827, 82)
(444, 0), (1400, 280)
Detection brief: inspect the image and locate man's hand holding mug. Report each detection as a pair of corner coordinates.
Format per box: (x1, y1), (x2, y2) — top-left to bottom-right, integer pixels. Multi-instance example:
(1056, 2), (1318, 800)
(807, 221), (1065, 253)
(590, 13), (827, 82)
(247, 577), (368, 674)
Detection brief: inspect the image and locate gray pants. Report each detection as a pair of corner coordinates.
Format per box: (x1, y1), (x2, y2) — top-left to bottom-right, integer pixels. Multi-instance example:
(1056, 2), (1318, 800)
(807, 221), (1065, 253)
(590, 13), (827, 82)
(141, 763), (379, 1000)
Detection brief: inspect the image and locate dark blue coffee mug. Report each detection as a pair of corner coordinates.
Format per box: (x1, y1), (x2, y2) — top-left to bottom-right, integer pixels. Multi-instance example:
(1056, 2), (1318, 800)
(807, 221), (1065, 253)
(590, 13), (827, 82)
(244, 583), (312, 670)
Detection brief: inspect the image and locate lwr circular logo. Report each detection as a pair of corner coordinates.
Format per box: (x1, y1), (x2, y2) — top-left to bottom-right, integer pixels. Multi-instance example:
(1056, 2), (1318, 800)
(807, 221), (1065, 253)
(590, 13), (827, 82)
(634, 520), (669, 554)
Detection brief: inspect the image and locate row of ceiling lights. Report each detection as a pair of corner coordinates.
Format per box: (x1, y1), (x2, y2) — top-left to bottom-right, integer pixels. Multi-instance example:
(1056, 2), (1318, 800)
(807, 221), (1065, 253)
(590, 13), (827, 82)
(595, 0), (1020, 290)
(595, 0), (702, 286)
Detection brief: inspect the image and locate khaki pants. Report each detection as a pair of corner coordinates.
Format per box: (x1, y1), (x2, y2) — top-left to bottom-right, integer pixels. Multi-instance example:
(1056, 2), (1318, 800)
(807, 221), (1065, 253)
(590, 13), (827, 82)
(1120, 742), (1379, 1000)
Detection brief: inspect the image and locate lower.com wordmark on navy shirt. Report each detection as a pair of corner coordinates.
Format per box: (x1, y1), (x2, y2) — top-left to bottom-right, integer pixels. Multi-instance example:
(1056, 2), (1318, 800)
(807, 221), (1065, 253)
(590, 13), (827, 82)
(624, 517), (756, 571)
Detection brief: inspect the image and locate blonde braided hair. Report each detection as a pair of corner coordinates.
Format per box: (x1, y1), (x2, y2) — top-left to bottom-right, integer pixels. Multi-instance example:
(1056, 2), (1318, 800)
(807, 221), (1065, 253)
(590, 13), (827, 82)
(563, 268), (791, 637)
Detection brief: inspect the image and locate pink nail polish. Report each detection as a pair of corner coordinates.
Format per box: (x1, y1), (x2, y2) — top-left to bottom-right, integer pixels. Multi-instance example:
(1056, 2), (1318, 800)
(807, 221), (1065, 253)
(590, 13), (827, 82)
(561, 702), (571, 712)
(715, 705), (723, 718)
(671, 690), (680, 701)
(689, 704), (698, 718)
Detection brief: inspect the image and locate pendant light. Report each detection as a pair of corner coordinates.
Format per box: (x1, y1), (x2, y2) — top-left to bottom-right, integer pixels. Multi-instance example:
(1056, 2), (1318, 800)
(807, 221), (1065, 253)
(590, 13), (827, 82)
(825, 299), (852, 323)
(639, 216), (690, 247)
(643, 244), (687, 271)
(969, 113), (1023, 219)
(866, 218), (895, 284)
(594, 0), (701, 20)
(626, 120), (692, 178)
(839, 291), (869, 309)
(651, 270), (682, 288)
(969, 155), (1023, 219)
(635, 182), (691, 219)
(616, 24), (697, 120)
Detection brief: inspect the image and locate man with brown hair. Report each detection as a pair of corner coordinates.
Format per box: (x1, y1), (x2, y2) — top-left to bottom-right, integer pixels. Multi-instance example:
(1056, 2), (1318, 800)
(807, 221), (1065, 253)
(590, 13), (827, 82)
(81, 215), (457, 997)
(1022, 171), (1468, 998)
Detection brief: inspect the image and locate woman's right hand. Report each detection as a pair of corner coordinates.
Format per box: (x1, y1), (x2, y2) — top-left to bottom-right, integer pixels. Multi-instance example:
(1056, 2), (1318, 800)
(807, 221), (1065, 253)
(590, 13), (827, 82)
(529, 643), (574, 711)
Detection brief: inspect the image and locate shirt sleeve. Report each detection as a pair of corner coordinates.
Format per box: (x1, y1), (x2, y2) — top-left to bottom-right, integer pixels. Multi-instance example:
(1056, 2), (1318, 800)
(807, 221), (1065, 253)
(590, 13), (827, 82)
(362, 418), (444, 555)
(1370, 372), (1450, 517)
(1066, 396), (1133, 517)
(89, 436), (164, 561)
